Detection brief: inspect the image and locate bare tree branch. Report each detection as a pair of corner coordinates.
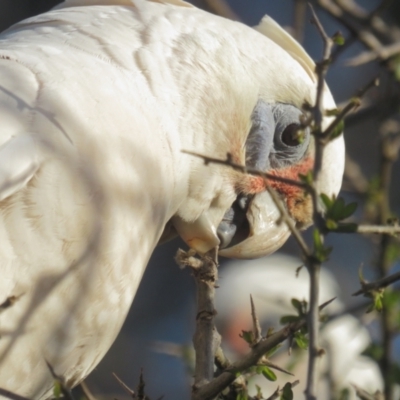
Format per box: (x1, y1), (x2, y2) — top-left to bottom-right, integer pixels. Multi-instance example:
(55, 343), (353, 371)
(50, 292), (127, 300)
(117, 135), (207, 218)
(353, 271), (400, 296)
(347, 41), (400, 66)
(175, 248), (220, 394)
(306, 5), (335, 399)
(356, 225), (400, 235)
(293, 0), (307, 43)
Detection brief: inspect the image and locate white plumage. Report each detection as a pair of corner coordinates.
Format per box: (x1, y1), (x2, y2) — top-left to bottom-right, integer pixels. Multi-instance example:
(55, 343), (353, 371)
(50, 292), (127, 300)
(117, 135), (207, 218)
(0, 0), (344, 397)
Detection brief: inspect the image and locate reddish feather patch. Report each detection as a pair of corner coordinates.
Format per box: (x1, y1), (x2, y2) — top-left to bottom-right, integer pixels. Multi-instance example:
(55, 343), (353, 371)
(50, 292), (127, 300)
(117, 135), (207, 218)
(244, 156), (313, 196)
(242, 156), (314, 226)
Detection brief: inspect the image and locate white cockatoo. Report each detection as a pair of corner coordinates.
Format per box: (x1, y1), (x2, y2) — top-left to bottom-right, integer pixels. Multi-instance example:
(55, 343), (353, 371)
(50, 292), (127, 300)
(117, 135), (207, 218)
(216, 254), (383, 399)
(0, 0), (344, 398)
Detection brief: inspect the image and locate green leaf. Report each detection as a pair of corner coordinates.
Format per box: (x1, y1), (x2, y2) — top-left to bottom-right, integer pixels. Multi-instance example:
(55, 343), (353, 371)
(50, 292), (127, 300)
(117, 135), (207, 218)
(236, 391), (248, 400)
(325, 218), (338, 230)
(265, 344), (281, 358)
(53, 381), (62, 399)
(320, 193), (334, 209)
(342, 202), (358, 219)
(260, 366), (277, 382)
(329, 119), (344, 140)
(240, 330), (254, 344)
(294, 331), (308, 350)
(298, 170), (313, 185)
(332, 31), (345, 46)
(373, 291), (384, 312)
(329, 197), (346, 221)
(312, 229), (332, 262)
(321, 195), (357, 223)
(280, 382), (294, 400)
(313, 228), (323, 250)
(291, 298), (304, 314)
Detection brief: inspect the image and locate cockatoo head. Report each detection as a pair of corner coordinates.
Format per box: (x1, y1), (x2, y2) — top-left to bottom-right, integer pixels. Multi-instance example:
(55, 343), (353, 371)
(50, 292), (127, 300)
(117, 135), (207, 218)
(172, 14), (344, 259)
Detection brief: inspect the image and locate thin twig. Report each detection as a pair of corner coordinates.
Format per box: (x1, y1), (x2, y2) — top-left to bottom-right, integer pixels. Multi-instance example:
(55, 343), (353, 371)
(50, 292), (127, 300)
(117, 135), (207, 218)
(321, 76), (380, 141)
(353, 271), (400, 296)
(356, 225), (400, 235)
(80, 381), (97, 400)
(112, 372), (135, 398)
(347, 41), (400, 66)
(182, 150), (309, 190)
(264, 184), (312, 256)
(309, 4), (333, 132)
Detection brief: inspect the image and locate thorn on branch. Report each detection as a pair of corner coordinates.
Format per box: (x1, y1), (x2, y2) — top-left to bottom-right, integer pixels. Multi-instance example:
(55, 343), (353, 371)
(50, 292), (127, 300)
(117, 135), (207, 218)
(250, 295), (262, 345)
(112, 372), (135, 398)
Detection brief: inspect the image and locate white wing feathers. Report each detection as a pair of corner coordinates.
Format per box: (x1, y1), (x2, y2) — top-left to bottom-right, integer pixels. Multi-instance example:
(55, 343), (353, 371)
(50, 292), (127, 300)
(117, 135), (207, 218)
(0, 134), (41, 202)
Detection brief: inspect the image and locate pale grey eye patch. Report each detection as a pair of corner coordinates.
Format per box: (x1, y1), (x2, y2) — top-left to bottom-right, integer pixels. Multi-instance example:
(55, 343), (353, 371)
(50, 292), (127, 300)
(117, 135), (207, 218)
(245, 100), (310, 171)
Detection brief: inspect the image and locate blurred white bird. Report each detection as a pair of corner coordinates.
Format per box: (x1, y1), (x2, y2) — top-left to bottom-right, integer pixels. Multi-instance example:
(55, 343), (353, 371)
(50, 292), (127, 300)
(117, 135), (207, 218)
(0, 0), (344, 397)
(216, 253), (383, 399)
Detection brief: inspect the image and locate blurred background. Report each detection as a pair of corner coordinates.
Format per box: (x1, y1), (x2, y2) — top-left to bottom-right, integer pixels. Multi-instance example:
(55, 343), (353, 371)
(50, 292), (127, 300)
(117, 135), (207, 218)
(0, 0), (399, 399)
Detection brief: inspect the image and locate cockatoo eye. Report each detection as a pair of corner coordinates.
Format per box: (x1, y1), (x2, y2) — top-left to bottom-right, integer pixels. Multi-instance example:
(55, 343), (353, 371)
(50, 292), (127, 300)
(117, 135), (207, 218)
(271, 103), (310, 168)
(281, 123), (303, 147)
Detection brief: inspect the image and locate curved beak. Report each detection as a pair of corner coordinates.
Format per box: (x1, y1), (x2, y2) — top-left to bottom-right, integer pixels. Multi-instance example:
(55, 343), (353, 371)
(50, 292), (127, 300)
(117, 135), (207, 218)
(172, 213), (220, 254)
(172, 191), (291, 259)
(219, 191), (291, 259)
